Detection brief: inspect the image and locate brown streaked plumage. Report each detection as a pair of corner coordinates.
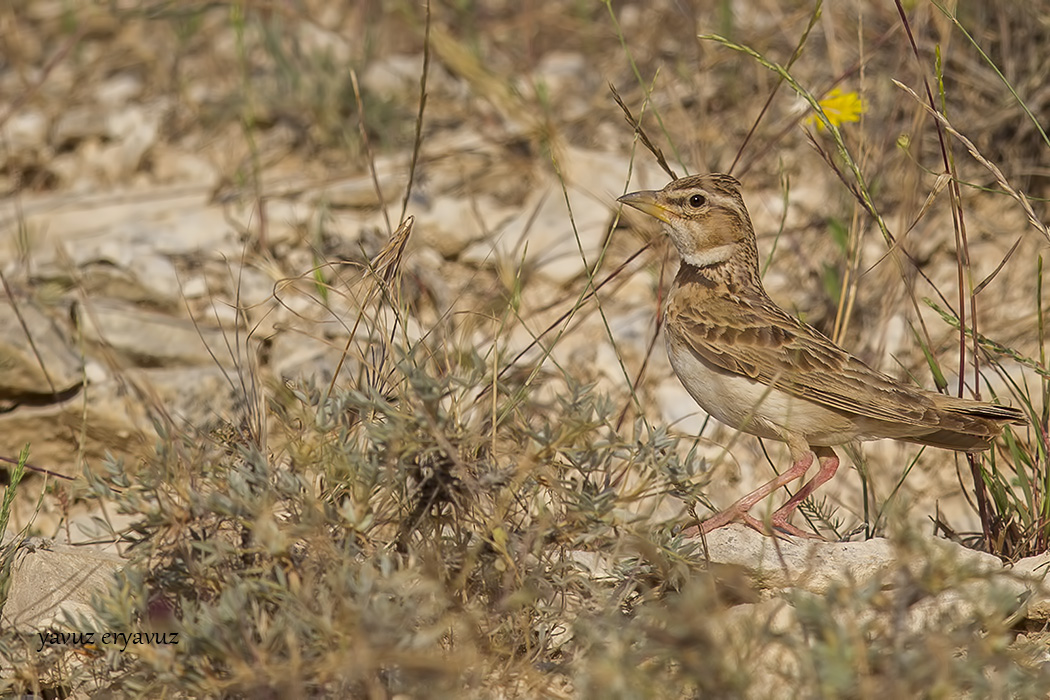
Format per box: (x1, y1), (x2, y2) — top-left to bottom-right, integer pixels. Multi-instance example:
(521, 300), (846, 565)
(618, 173), (1027, 537)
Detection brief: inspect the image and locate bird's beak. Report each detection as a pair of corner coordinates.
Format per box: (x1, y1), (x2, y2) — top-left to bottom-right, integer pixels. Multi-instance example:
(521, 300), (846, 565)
(617, 190), (671, 224)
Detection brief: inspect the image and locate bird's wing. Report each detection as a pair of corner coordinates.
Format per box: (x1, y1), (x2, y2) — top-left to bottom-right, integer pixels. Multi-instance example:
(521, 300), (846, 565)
(668, 295), (943, 427)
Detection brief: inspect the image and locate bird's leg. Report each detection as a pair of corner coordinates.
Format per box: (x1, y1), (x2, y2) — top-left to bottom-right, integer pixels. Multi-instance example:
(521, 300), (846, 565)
(769, 446), (839, 532)
(688, 450), (815, 536)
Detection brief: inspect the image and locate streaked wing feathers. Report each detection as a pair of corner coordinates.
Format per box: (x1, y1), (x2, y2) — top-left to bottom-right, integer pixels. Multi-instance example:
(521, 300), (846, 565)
(670, 298), (944, 427)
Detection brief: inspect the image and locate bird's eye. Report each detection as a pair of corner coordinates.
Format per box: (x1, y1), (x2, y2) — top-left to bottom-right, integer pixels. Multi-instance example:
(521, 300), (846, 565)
(688, 193), (706, 208)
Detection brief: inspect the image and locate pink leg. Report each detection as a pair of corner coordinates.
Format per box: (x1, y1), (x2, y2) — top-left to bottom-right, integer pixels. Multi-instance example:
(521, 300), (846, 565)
(682, 451), (815, 536)
(770, 446), (839, 532)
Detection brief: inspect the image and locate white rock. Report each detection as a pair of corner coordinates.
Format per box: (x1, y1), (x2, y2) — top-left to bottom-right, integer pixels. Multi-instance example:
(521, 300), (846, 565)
(295, 22), (352, 64)
(96, 74), (143, 107)
(473, 147), (661, 283)
(21, 193), (235, 263)
(134, 254), (184, 300)
(1012, 552), (1050, 622)
(75, 299), (244, 368)
(103, 104), (161, 178)
(179, 275), (209, 299)
(83, 358), (108, 384)
(53, 105), (107, 145)
(698, 525), (897, 593)
(258, 198), (311, 248)
(314, 171), (403, 210)
(228, 265), (284, 311)
(531, 51), (586, 97)
(362, 54), (424, 100)
(1, 538), (123, 631)
(140, 205), (236, 256)
(47, 144), (95, 191)
(412, 195), (512, 259)
(0, 299), (82, 399)
(151, 146), (219, 189)
(487, 180), (605, 284)
(2, 110), (49, 155)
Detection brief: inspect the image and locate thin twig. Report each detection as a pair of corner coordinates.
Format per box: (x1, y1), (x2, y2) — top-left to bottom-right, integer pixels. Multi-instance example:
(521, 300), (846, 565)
(729, 0), (823, 174)
(610, 84), (677, 180)
(349, 68), (392, 236)
(400, 0), (432, 223)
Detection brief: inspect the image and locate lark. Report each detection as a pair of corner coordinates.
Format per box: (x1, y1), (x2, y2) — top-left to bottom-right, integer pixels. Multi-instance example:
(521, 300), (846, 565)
(619, 173), (1026, 537)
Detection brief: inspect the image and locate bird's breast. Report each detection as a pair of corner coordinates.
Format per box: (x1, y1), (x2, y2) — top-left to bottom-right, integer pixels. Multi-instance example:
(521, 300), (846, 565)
(664, 333), (860, 446)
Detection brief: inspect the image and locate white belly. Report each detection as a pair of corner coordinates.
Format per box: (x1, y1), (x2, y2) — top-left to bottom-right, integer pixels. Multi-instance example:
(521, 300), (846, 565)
(666, 335), (860, 446)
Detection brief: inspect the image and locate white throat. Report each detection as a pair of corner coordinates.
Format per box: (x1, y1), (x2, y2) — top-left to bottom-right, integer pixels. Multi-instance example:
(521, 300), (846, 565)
(678, 243), (736, 268)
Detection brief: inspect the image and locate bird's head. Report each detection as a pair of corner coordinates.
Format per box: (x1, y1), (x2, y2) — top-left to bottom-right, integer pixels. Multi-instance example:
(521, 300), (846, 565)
(618, 173), (755, 269)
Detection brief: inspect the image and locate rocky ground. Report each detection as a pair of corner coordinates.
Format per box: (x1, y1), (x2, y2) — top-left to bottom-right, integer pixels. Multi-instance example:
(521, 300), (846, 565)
(2, 1), (1049, 696)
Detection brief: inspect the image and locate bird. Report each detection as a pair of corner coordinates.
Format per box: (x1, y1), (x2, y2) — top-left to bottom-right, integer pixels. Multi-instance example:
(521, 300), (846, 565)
(618, 173), (1027, 537)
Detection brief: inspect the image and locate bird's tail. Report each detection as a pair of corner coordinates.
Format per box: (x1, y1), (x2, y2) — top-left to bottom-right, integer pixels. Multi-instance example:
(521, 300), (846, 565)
(905, 396), (1026, 452)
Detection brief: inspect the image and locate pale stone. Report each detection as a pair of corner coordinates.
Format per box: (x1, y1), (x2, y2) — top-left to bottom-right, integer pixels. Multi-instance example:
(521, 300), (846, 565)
(151, 145), (219, 189)
(698, 525), (897, 594)
(96, 74), (143, 107)
(2, 110), (48, 155)
(361, 54), (424, 100)
(413, 194), (514, 259)
(1, 538), (122, 631)
(102, 104), (161, 179)
(0, 299), (82, 403)
(53, 105), (107, 145)
(75, 299), (244, 368)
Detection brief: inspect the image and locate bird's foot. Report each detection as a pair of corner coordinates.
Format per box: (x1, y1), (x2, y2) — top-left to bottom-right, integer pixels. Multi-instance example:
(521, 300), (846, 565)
(680, 508), (821, 540)
(739, 512), (821, 539)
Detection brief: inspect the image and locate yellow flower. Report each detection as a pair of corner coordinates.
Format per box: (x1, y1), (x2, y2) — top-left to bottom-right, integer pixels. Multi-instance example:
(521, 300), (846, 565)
(807, 88), (866, 130)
